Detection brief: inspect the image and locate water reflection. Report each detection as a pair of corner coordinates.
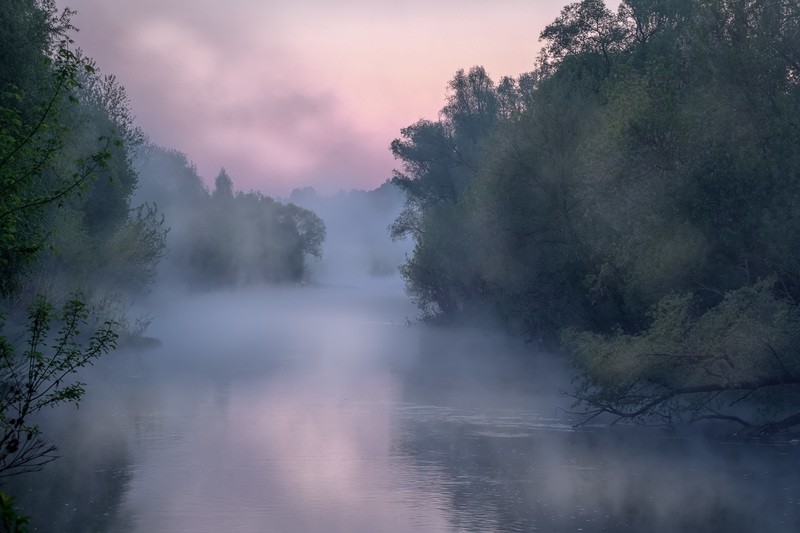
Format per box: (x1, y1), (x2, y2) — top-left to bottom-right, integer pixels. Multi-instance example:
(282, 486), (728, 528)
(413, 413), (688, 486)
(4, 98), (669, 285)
(116, 371), (454, 532)
(6, 285), (800, 532)
(400, 329), (800, 532)
(8, 366), (137, 532)
(395, 406), (800, 532)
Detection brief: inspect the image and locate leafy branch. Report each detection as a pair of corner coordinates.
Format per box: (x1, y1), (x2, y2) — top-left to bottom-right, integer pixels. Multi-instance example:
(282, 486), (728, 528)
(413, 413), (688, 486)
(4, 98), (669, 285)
(0, 295), (118, 477)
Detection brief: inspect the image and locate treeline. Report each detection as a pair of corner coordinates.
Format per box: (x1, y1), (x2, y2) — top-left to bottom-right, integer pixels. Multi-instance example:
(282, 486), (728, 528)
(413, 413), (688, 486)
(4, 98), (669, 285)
(135, 147), (325, 288)
(392, 0), (800, 435)
(1, 0), (166, 302)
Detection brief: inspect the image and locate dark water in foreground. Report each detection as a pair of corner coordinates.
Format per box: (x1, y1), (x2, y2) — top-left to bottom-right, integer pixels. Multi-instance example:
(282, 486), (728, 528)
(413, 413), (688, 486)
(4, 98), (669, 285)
(8, 283), (800, 532)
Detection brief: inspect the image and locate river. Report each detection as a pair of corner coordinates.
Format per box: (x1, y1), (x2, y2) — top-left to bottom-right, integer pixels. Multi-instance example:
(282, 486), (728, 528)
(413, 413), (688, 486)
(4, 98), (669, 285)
(8, 280), (800, 532)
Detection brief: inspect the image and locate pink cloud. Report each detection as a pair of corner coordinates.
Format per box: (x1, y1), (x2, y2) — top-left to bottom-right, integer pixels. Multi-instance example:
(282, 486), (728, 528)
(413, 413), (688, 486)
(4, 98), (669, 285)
(60, 0), (574, 194)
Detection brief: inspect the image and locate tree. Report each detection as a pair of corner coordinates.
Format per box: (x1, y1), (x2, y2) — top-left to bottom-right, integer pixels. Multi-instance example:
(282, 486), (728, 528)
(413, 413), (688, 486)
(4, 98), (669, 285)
(284, 203), (325, 260)
(0, 46), (107, 296)
(0, 1), (156, 298)
(539, 0), (629, 71)
(0, 295), (117, 477)
(389, 67), (509, 317)
(212, 167), (233, 201)
(616, 0), (689, 47)
(389, 0), (800, 435)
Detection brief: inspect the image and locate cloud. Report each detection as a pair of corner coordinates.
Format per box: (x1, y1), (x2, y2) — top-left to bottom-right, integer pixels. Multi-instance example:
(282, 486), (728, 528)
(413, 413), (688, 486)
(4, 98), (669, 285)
(60, 0), (569, 194)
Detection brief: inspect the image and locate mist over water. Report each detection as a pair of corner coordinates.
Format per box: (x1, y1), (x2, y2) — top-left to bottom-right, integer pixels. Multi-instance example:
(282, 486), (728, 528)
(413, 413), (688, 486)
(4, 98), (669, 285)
(8, 267), (800, 532)
(287, 184), (412, 286)
(4, 170), (799, 533)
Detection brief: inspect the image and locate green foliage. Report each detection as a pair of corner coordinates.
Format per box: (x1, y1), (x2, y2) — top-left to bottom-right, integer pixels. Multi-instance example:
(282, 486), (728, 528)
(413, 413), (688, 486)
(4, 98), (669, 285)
(0, 492), (28, 533)
(0, 1), (165, 299)
(391, 0), (800, 432)
(539, 0), (628, 71)
(565, 279), (800, 433)
(0, 294), (118, 477)
(100, 203), (167, 291)
(0, 49), (101, 295)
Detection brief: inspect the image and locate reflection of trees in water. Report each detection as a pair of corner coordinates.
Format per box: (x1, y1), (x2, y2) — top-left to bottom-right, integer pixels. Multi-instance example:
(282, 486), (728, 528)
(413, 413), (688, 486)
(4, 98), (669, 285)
(396, 348), (800, 533)
(2, 355), (155, 533)
(398, 327), (566, 410)
(6, 425), (133, 533)
(397, 417), (800, 532)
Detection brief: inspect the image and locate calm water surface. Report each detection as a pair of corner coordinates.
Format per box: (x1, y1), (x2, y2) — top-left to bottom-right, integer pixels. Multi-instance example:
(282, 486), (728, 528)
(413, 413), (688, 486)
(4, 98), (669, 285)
(9, 282), (800, 532)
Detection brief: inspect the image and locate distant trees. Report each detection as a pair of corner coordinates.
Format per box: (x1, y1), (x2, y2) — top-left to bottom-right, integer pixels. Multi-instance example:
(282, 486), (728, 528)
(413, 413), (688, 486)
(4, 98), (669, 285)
(212, 168), (234, 201)
(289, 182), (409, 280)
(391, 0), (800, 435)
(134, 146), (326, 288)
(284, 202), (325, 260)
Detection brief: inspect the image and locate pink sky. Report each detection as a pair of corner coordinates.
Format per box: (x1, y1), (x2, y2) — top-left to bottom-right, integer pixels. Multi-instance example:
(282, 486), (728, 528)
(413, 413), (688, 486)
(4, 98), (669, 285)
(59, 0), (586, 195)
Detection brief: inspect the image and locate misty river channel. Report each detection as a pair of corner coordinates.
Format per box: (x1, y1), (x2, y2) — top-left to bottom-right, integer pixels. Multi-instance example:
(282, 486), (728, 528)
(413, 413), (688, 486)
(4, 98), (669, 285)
(9, 281), (800, 532)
